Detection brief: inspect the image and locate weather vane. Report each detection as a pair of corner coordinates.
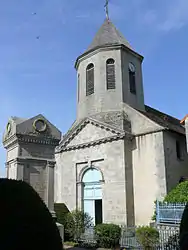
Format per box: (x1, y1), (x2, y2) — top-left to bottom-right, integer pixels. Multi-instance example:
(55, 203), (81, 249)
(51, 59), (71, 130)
(104, 0), (109, 20)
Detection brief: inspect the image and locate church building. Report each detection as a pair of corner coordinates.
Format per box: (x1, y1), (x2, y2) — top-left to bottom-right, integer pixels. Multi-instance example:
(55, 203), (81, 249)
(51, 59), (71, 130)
(54, 17), (188, 226)
(2, 17), (188, 227)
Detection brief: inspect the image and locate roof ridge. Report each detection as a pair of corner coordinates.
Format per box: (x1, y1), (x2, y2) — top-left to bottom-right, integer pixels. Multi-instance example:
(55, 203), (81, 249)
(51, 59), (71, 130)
(145, 105), (181, 122)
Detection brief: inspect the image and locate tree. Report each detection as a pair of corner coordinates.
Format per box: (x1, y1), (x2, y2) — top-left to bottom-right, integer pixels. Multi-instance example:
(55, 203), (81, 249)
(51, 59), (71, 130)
(65, 209), (93, 242)
(164, 181), (188, 203)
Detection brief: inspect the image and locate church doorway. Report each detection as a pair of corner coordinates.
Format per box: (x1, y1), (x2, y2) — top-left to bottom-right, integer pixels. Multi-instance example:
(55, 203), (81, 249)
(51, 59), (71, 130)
(82, 168), (103, 226)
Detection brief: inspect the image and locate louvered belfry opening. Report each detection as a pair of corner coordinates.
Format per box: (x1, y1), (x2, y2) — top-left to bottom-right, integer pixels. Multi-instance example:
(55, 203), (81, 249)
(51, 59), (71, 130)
(106, 58), (115, 90)
(86, 63), (94, 96)
(129, 70), (136, 94)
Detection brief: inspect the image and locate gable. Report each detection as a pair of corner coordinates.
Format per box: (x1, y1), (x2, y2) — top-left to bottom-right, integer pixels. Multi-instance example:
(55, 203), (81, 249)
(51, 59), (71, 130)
(67, 122), (117, 147)
(120, 103), (163, 135)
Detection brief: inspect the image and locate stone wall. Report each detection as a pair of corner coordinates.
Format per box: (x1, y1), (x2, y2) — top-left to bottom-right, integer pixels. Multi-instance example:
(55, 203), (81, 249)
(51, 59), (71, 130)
(55, 138), (129, 225)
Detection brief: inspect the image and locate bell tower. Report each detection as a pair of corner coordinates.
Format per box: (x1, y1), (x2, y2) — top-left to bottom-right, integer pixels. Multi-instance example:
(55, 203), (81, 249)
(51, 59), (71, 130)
(75, 18), (145, 121)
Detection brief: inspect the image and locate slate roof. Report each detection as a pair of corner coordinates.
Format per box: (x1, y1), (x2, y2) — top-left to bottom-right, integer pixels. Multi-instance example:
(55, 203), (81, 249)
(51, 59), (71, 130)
(85, 18), (133, 53)
(11, 116), (27, 125)
(61, 105), (185, 145)
(139, 105), (185, 135)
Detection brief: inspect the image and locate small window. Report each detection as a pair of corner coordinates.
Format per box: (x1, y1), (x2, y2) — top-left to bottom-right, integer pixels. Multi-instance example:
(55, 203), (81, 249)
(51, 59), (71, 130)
(129, 71), (136, 94)
(106, 58), (115, 89)
(129, 63), (136, 94)
(86, 63), (94, 96)
(176, 141), (181, 159)
(77, 74), (80, 102)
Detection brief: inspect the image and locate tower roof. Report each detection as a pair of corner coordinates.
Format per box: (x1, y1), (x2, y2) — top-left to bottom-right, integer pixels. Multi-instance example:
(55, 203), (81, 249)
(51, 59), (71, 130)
(85, 19), (133, 53)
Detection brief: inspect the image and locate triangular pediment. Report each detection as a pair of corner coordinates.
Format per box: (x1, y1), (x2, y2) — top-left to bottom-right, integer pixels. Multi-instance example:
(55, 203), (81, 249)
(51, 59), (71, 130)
(2, 114), (61, 145)
(58, 117), (126, 151)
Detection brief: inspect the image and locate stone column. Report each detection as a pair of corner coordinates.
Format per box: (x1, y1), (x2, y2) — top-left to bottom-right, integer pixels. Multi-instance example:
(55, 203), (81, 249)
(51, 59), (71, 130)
(16, 161), (24, 181)
(5, 162), (9, 178)
(46, 161), (56, 217)
(77, 181), (83, 210)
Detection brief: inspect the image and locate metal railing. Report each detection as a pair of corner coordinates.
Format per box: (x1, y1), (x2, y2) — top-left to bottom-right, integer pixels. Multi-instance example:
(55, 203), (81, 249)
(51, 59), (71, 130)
(156, 200), (186, 224)
(80, 224), (180, 249)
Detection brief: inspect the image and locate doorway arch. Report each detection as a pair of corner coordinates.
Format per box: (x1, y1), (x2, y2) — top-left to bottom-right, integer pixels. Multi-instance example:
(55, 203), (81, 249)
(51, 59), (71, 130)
(82, 167), (103, 226)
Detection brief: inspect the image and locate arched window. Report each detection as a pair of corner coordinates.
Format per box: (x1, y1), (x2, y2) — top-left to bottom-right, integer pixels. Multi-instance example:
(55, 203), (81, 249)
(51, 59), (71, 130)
(129, 62), (136, 94)
(106, 58), (115, 89)
(86, 63), (94, 96)
(82, 168), (103, 225)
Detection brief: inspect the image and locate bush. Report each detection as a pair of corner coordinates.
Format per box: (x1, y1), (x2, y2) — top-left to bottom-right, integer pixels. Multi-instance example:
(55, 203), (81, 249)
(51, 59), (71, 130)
(0, 178), (62, 250)
(64, 241), (79, 247)
(152, 181), (188, 221)
(54, 203), (70, 241)
(95, 223), (121, 248)
(136, 226), (159, 249)
(164, 181), (188, 203)
(65, 209), (93, 242)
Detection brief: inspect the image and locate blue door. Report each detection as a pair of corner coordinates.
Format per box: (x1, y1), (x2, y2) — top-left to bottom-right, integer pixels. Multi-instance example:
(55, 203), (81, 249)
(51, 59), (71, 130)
(82, 168), (102, 225)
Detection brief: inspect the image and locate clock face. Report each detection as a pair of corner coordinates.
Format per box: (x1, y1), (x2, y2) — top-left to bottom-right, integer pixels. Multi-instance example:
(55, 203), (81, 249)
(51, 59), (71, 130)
(129, 62), (135, 73)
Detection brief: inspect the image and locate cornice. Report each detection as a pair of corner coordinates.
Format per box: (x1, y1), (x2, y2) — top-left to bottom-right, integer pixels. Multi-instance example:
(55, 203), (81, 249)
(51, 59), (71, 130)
(6, 157), (56, 165)
(57, 132), (133, 153)
(3, 132), (60, 149)
(19, 134), (59, 146)
(75, 44), (143, 69)
(2, 134), (18, 148)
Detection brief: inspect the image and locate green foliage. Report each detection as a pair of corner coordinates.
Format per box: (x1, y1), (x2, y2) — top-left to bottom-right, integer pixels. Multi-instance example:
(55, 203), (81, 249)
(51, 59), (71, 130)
(152, 181), (188, 221)
(164, 181), (188, 203)
(136, 226), (159, 249)
(151, 200), (157, 221)
(64, 241), (79, 247)
(0, 178), (62, 250)
(54, 203), (70, 241)
(94, 223), (121, 248)
(65, 209), (93, 242)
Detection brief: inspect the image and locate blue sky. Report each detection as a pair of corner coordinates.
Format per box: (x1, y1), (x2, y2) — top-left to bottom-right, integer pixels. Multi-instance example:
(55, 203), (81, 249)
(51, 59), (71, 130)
(0, 0), (188, 177)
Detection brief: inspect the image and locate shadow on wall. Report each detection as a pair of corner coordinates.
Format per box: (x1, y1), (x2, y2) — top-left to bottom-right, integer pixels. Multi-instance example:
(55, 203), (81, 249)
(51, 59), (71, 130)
(166, 153), (188, 194)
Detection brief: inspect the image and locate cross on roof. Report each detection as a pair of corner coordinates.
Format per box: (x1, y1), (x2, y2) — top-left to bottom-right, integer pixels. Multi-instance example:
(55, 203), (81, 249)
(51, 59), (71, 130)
(104, 0), (109, 20)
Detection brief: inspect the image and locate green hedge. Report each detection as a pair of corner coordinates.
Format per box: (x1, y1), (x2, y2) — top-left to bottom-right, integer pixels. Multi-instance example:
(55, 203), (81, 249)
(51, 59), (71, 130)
(0, 178), (62, 250)
(164, 181), (188, 203)
(95, 223), (121, 248)
(136, 226), (159, 249)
